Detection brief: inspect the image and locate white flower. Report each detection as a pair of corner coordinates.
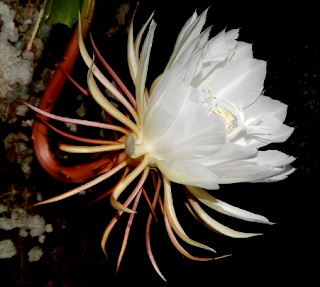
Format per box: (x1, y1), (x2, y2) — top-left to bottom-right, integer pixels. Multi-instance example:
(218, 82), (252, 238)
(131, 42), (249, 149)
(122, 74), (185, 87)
(31, 9), (295, 280)
(126, 9), (295, 189)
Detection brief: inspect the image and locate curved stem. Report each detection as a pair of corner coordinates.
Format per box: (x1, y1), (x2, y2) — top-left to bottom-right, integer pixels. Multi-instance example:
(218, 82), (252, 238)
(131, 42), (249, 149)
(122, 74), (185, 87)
(31, 0), (97, 183)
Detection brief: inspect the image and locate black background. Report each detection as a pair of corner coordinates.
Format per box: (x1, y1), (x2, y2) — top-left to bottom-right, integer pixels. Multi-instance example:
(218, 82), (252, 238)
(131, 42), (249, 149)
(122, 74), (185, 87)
(0, 0), (318, 286)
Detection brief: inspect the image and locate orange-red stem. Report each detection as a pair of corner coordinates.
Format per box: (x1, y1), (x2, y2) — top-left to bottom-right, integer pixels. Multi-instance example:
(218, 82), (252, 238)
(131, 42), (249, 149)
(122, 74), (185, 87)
(31, 0), (116, 183)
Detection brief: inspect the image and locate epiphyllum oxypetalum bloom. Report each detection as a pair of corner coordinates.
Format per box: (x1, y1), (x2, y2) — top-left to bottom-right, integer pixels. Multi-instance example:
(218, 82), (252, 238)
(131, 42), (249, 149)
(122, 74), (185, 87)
(124, 9), (294, 221)
(29, 9), (294, 280)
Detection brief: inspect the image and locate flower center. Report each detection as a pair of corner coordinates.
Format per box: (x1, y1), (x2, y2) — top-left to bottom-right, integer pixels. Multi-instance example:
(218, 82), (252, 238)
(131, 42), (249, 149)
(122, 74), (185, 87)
(125, 134), (148, 158)
(125, 134), (157, 167)
(213, 107), (234, 131)
(200, 86), (235, 132)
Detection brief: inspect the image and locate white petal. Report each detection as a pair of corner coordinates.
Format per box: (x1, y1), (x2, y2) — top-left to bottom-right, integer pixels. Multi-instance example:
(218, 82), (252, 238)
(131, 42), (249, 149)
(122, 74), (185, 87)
(183, 85), (201, 104)
(173, 26), (212, 67)
(198, 141), (257, 166)
(133, 12), (155, 63)
(127, 12), (154, 84)
(191, 29), (229, 86)
(156, 159), (219, 190)
(258, 124), (294, 144)
(230, 133), (263, 148)
(254, 165), (295, 182)
(166, 9), (208, 69)
(230, 41), (253, 60)
(146, 103), (226, 160)
(244, 95), (288, 123)
(197, 59), (266, 109)
(186, 186), (272, 224)
(210, 164), (284, 184)
(144, 65), (186, 140)
(136, 20), (157, 121)
(231, 123), (294, 148)
(172, 11), (198, 52)
(225, 28), (239, 60)
(183, 49), (203, 85)
(127, 14), (137, 83)
(245, 115), (284, 136)
(209, 150), (294, 183)
(202, 29), (228, 63)
(246, 150), (295, 167)
(194, 26), (212, 53)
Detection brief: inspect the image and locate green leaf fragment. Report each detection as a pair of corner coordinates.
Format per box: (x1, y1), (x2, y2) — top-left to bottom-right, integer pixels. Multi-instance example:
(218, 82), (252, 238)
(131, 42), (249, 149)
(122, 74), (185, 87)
(46, 0), (82, 28)
(39, 0), (82, 30)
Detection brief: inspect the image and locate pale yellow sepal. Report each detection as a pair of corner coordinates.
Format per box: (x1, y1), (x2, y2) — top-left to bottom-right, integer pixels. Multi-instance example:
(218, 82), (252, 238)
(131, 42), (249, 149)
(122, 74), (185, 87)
(33, 158), (131, 206)
(185, 189), (262, 238)
(59, 143), (125, 153)
(78, 14), (140, 126)
(186, 185), (271, 224)
(87, 68), (140, 135)
(163, 177), (216, 253)
(110, 156), (150, 213)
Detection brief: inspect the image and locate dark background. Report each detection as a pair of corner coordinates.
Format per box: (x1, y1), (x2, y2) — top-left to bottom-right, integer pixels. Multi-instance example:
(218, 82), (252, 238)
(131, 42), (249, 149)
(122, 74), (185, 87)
(0, 0), (318, 286)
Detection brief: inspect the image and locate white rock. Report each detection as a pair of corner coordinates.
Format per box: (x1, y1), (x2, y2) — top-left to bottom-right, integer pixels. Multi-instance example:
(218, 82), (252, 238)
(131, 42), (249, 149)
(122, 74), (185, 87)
(45, 224), (53, 233)
(27, 214), (45, 237)
(38, 234), (46, 244)
(0, 239), (17, 259)
(28, 246), (43, 262)
(0, 204), (8, 214)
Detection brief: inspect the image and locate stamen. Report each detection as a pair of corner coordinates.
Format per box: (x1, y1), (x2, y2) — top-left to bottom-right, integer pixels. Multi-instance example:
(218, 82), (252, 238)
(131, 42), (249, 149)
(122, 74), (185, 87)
(213, 107), (234, 131)
(200, 87), (237, 133)
(226, 125), (243, 140)
(200, 86), (215, 109)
